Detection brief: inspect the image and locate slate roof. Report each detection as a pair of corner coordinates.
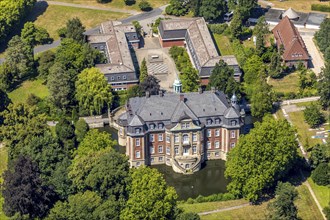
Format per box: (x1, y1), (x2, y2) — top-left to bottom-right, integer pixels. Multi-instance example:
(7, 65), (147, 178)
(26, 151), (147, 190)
(224, 107), (240, 119)
(125, 91), (231, 124)
(128, 115), (144, 126)
(272, 16), (309, 62)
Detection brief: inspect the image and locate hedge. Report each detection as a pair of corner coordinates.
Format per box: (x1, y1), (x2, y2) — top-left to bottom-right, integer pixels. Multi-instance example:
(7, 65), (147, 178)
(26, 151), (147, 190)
(311, 4), (330, 13)
(179, 193), (236, 204)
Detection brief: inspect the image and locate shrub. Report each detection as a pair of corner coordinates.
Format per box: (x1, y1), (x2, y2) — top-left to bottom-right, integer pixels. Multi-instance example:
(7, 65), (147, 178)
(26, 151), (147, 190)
(208, 23), (228, 35)
(176, 212), (200, 220)
(311, 4), (330, 13)
(303, 103), (325, 128)
(186, 198), (195, 204)
(139, 0), (152, 11)
(26, 94), (41, 106)
(124, 0), (135, 5)
(311, 163), (330, 186)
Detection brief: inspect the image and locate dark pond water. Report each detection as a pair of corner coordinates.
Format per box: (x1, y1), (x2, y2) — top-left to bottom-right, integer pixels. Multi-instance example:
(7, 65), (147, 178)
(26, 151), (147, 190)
(99, 126), (229, 200)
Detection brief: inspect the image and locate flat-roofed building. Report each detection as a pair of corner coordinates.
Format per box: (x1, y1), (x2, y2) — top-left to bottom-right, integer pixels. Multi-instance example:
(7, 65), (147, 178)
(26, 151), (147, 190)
(158, 18), (242, 84)
(86, 21), (140, 91)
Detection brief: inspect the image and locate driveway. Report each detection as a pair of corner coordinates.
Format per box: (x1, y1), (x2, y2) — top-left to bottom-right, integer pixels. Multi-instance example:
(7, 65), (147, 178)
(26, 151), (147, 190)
(301, 35), (325, 75)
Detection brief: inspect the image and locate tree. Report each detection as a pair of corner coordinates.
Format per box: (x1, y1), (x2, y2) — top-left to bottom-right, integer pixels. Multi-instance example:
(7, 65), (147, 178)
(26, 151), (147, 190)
(4, 35), (34, 82)
(47, 63), (75, 112)
(318, 62), (330, 109)
(250, 78), (274, 119)
(37, 50), (56, 81)
(66, 17), (86, 43)
(74, 129), (116, 157)
(55, 117), (76, 152)
(243, 55), (266, 85)
(75, 67), (113, 115)
(310, 143), (330, 169)
(0, 89), (11, 124)
(140, 58), (148, 82)
(47, 191), (102, 220)
(225, 117), (298, 202)
(303, 103), (325, 128)
(2, 156), (56, 218)
(139, 0), (152, 11)
(21, 22), (52, 46)
(75, 119), (89, 142)
(121, 166), (178, 219)
(267, 182), (299, 220)
(126, 85), (143, 100)
(165, 0), (188, 16)
(198, 0), (227, 21)
(311, 163), (330, 186)
(315, 18), (330, 54)
(181, 66), (200, 93)
(229, 0), (257, 20)
(139, 75), (160, 95)
(253, 16), (269, 55)
(124, 0), (136, 6)
(132, 20), (142, 36)
(230, 10), (243, 39)
(269, 51), (283, 78)
(208, 60), (240, 97)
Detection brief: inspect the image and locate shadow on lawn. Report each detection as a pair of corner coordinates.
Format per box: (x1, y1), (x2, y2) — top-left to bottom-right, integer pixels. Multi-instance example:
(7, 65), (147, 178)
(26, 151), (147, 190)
(0, 1), (49, 54)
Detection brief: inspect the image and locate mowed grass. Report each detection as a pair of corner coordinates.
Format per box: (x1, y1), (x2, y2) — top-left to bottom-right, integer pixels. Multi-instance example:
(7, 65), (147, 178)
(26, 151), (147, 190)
(0, 147), (8, 220)
(308, 177), (330, 208)
(213, 34), (234, 56)
(199, 185), (323, 220)
(53, 0), (169, 11)
(263, 0), (330, 13)
(288, 111), (322, 149)
(33, 5), (128, 39)
(179, 199), (248, 214)
(268, 72), (300, 94)
(8, 79), (49, 104)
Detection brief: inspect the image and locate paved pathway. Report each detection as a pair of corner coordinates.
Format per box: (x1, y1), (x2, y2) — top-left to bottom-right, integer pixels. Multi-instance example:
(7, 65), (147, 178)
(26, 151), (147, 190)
(281, 96), (320, 106)
(198, 203), (250, 216)
(42, 0), (139, 15)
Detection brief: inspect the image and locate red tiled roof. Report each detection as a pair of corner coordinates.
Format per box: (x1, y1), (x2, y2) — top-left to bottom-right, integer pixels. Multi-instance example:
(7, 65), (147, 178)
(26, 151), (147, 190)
(272, 16), (309, 61)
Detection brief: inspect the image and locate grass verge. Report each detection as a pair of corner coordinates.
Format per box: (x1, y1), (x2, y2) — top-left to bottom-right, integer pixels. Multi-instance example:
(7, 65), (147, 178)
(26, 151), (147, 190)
(0, 147), (8, 220)
(212, 34), (234, 56)
(308, 177), (330, 208)
(33, 5), (128, 40)
(268, 72), (299, 94)
(8, 79), (49, 104)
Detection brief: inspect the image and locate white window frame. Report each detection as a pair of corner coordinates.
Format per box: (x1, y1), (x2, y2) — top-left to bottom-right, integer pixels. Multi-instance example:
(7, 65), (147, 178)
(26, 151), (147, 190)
(207, 129), (211, 137)
(174, 135), (179, 143)
(150, 146), (155, 154)
(166, 135), (170, 143)
(207, 141), (211, 149)
(159, 156), (163, 162)
(149, 134), (154, 142)
(136, 138), (140, 146)
(136, 151), (141, 158)
(215, 129), (220, 137)
(166, 146), (170, 155)
(175, 147), (179, 155)
(151, 157), (154, 163)
(231, 142), (235, 148)
(215, 141), (220, 149)
(192, 145), (197, 154)
(158, 134), (163, 142)
(193, 133), (197, 142)
(231, 130), (236, 138)
(158, 145), (163, 153)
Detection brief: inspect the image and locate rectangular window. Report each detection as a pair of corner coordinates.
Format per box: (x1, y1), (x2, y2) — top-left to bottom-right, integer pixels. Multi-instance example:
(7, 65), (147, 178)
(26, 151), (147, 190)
(207, 129), (211, 137)
(158, 123), (164, 129)
(175, 147), (179, 155)
(158, 134), (163, 141)
(207, 141), (211, 149)
(192, 146), (197, 154)
(150, 146), (154, 154)
(159, 157), (163, 162)
(181, 123), (186, 128)
(135, 128), (140, 134)
(151, 157), (154, 163)
(149, 134), (154, 142)
(166, 135), (170, 143)
(231, 142), (235, 148)
(215, 141), (220, 149)
(158, 146), (163, 153)
(166, 146), (170, 155)
(174, 135), (179, 143)
(135, 138), (140, 147)
(136, 151), (140, 158)
(136, 162), (141, 166)
(192, 133), (197, 142)
(150, 124), (155, 129)
(186, 123), (190, 128)
(231, 130), (236, 138)
(215, 129), (220, 137)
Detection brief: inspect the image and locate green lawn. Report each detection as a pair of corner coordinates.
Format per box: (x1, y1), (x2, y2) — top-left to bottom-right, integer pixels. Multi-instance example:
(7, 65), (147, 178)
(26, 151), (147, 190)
(52, 0), (169, 11)
(179, 199), (247, 214)
(8, 79), (49, 104)
(199, 185), (323, 220)
(0, 147), (8, 220)
(308, 178), (330, 208)
(288, 111), (323, 149)
(268, 72), (300, 94)
(212, 34), (234, 56)
(33, 5), (128, 40)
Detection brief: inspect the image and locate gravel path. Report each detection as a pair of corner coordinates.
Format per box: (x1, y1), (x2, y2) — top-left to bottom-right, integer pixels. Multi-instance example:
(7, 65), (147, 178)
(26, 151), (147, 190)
(198, 203), (250, 216)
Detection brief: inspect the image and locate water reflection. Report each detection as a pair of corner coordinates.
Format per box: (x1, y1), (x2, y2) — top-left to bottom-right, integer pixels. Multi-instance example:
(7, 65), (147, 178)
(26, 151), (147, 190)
(98, 126), (229, 200)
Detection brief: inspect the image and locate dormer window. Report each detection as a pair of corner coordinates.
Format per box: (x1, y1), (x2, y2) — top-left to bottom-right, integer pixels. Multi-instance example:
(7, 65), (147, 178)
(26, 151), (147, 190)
(150, 124), (155, 129)
(135, 128), (141, 134)
(231, 120), (237, 126)
(158, 123), (164, 129)
(207, 119), (212, 125)
(215, 118), (220, 124)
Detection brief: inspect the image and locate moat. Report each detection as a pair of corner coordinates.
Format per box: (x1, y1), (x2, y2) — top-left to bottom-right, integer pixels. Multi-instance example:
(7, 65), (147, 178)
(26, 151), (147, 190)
(98, 126), (229, 200)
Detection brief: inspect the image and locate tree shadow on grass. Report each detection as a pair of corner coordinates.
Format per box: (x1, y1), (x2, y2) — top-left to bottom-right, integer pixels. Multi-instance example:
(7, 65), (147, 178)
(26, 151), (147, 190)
(0, 1), (49, 54)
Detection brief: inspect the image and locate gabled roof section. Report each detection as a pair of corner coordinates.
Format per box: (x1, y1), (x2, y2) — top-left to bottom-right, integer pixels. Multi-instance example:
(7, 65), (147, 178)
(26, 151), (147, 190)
(272, 16), (309, 61)
(171, 100), (198, 123)
(128, 115), (144, 126)
(224, 107), (240, 119)
(282, 8), (299, 20)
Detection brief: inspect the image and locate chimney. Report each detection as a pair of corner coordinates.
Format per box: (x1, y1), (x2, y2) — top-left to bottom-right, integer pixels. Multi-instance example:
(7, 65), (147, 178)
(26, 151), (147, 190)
(211, 87), (216, 93)
(180, 94), (184, 102)
(198, 87), (202, 94)
(146, 91), (150, 98)
(159, 90), (163, 97)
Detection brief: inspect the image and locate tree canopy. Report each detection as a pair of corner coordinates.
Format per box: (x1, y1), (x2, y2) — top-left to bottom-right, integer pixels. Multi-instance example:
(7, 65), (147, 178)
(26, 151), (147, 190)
(21, 22), (52, 46)
(66, 17), (86, 43)
(140, 58), (148, 82)
(318, 62), (330, 109)
(197, 0), (227, 21)
(315, 18), (330, 54)
(139, 75), (160, 95)
(121, 166), (178, 219)
(75, 67), (113, 115)
(303, 103), (325, 128)
(225, 116), (298, 202)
